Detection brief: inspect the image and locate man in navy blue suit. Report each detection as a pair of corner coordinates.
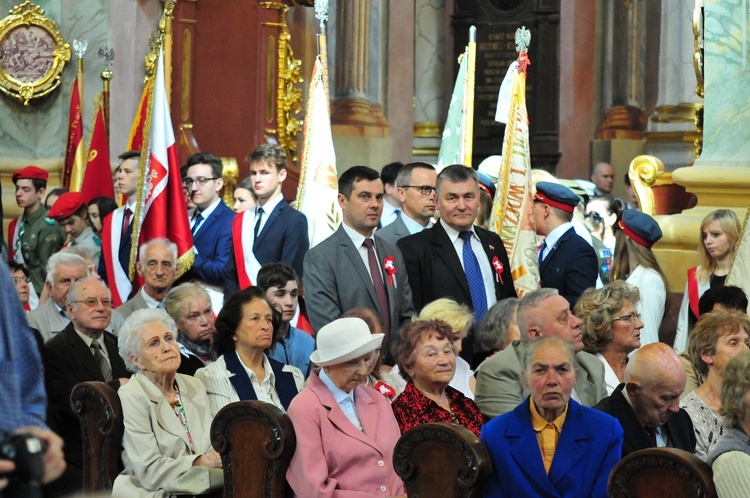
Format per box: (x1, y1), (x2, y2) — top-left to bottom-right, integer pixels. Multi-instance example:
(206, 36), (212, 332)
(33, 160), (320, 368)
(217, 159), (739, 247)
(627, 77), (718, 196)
(224, 144), (308, 296)
(481, 335), (623, 498)
(533, 182), (598, 308)
(181, 152), (235, 310)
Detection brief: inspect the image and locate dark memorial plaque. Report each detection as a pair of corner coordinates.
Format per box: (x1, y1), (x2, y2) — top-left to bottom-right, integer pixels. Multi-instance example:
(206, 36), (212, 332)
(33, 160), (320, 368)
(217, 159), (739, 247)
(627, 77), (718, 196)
(453, 0), (560, 171)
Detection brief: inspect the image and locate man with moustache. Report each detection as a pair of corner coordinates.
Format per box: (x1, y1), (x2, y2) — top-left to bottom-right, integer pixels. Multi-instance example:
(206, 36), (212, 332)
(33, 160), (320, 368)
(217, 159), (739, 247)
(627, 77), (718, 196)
(475, 288), (607, 419)
(43, 278), (130, 496)
(304, 166), (416, 363)
(117, 238), (177, 317)
(375, 162), (437, 246)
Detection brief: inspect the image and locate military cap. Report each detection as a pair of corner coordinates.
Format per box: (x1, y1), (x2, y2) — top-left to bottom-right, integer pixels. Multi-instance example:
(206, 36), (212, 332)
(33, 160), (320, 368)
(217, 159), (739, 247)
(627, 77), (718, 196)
(534, 181), (579, 213)
(49, 192), (85, 221)
(12, 165), (49, 183)
(619, 209), (662, 248)
(477, 171), (497, 200)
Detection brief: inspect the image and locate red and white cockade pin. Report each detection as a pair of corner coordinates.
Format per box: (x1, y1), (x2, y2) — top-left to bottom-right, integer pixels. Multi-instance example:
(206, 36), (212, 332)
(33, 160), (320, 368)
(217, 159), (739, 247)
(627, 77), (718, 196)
(492, 256), (505, 284)
(383, 256), (397, 286)
(374, 380), (397, 397)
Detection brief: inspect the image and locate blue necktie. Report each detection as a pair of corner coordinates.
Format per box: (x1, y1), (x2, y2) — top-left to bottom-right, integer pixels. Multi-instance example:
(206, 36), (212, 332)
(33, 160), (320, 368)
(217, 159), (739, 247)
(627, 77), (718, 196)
(538, 240), (547, 265)
(459, 231), (487, 323)
(191, 213), (204, 236)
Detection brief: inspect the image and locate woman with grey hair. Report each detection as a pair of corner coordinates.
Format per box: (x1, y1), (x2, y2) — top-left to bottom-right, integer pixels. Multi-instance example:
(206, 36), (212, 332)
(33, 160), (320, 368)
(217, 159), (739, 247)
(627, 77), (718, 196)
(113, 308), (223, 497)
(473, 297), (521, 369)
(164, 282), (216, 375)
(707, 350), (750, 497)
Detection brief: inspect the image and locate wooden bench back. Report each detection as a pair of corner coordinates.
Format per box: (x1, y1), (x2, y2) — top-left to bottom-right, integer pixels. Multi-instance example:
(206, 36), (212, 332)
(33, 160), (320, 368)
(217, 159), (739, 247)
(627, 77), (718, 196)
(70, 381), (124, 494)
(608, 447), (717, 498)
(210, 401), (296, 498)
(393, 422), (492, 498)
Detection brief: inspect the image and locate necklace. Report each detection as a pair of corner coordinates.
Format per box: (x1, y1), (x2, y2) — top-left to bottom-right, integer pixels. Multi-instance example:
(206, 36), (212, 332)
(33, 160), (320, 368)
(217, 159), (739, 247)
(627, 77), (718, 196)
(700, 386), (720, 411)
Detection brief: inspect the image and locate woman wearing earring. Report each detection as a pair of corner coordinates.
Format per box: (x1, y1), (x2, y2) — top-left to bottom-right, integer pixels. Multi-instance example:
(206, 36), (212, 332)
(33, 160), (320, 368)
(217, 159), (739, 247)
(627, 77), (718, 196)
(576, 281), (644, 395)
(611, 209), (669, 346)
(674, 209), (742, 353)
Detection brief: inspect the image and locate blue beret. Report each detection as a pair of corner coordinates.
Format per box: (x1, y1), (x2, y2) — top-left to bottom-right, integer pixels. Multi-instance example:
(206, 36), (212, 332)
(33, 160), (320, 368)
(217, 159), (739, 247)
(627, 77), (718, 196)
(534, 182), (579, 213)
(477, 171), (496, 199)
(619, 209), (662, 247)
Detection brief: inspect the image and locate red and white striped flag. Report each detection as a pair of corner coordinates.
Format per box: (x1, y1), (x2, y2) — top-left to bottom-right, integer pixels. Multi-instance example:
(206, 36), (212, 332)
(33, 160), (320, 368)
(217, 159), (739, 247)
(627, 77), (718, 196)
(130, 48), (194, 281)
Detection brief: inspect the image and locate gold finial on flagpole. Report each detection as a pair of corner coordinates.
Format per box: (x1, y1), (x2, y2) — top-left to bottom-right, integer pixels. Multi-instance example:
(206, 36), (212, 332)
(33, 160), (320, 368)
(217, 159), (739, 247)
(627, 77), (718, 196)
(98, 47), (115, 139)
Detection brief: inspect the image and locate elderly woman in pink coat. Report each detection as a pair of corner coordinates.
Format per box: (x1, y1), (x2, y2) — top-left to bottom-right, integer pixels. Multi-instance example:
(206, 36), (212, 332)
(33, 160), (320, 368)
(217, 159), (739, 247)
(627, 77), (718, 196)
(286, 317), (406, 498)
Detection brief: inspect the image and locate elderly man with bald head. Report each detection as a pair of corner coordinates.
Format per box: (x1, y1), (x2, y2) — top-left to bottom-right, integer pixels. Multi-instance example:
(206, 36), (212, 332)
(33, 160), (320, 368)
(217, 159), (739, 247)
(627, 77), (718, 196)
(481, 336), (622, 497)
(475, 288), (606, 419)
(593, 342), (696, 457)
(43, 278), (131, 496)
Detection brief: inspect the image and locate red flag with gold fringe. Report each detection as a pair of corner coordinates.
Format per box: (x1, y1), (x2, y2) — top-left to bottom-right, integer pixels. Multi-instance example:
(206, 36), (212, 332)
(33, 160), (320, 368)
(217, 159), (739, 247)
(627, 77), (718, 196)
(63, 78), (85, 190)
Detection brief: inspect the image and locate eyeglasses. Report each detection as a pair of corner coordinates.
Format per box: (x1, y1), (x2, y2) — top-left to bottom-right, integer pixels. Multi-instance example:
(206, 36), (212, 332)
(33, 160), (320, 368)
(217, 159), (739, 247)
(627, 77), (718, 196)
(612, 312), (641, 324)
(73, 298), (113, 308)
(402, 185), (435, 196)
(584, 212), (604, 224)
(184, 177), (219, 187)
(12, 277), (30, 284)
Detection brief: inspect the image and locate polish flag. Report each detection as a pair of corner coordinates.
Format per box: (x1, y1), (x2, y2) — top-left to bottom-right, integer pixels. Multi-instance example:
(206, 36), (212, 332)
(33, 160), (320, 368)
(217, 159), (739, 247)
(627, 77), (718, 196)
(131, 48), (194, 282)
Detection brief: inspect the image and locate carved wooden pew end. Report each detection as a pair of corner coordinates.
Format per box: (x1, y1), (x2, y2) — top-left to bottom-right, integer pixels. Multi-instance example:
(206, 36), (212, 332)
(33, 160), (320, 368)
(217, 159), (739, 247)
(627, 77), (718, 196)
(70, 380), (124, 494)
(210, 401), (297, 498)
(608, 447), (717, 498)
(393, 423), (492, 498)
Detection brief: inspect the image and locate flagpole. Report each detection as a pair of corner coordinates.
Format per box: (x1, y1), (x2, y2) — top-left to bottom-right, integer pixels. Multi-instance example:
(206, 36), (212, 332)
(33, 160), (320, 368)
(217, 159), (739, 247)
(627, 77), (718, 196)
(163, 0), (176, 105)
(99, 48), (114, 140)
(462, 26), (477, 167)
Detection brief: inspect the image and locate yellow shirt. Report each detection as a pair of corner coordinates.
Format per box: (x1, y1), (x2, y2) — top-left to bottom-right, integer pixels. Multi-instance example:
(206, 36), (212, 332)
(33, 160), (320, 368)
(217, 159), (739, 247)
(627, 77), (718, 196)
(530, 398), (568, 474)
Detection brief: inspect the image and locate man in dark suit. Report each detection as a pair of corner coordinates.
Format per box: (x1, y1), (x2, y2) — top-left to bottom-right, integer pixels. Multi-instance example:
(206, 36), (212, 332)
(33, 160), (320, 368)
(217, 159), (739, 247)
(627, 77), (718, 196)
(224, 144), (309, 296)
(99, 151), (140, 306)
(375, 162), (436, 246)
(533, 181), (598, 307)
(181, 152), (235, 310)
(398, 164), (516, 360)
(594, 342), (696, 457)
(304, 166), (416, 362)
(481, 336), (623, 498)
(43, 278), (130, 496)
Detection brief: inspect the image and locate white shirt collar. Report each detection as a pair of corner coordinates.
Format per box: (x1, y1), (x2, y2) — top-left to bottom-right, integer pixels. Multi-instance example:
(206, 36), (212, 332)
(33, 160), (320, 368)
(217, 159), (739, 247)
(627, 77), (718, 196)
(342, 221), (370, 248)
(140, 287), (162, 308)
(195, 197), (221, 220)
(543, 222), (573, 251)
(440, 218), (477, 243)
(319, 368), (355, 405)
(257, 191), (284, 215)
(236, 352), (275, 385)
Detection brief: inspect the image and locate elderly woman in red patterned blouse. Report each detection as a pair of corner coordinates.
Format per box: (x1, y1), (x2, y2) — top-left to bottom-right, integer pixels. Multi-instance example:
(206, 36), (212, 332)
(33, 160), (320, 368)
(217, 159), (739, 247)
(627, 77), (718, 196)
(391, 320), (483, 436)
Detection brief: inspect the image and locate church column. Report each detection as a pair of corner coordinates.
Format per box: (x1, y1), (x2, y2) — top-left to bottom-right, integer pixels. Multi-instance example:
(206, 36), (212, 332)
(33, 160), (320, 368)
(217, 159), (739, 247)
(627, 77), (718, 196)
(657, 0), (750, 283)
(328, 0), (392, 170)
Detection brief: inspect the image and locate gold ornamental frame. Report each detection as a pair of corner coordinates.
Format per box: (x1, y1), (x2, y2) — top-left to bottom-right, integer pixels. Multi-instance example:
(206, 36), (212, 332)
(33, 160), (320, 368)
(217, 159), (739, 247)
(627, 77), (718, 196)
(0, 1), (70, 105)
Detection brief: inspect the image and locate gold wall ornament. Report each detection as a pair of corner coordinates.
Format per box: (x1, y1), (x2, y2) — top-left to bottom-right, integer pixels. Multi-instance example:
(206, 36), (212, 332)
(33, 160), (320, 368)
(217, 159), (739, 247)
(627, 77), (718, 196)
(0, 0), (70, 105)
(221, 156), (239, 209)
(262, 2), (303, 163)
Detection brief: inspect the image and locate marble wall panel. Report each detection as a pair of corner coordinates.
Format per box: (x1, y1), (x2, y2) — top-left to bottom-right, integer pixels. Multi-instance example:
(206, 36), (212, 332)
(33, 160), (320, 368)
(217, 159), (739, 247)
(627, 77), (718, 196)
(413, 0), (444, 125)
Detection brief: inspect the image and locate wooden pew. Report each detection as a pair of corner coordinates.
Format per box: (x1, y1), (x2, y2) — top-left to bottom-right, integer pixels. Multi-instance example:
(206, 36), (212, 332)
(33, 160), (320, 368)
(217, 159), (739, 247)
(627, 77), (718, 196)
(210, 401), (296, 498)
(393, 422), (492, 498)
(608, 447), (717, 498)
(70, 380), (124, 494)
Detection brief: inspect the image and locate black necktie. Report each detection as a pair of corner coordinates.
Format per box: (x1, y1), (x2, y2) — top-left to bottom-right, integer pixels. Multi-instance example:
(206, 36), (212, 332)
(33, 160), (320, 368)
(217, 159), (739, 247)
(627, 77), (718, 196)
(191, 212), (204, 236)
(254, 207), (264, 239)
(91, 340), (113, 382)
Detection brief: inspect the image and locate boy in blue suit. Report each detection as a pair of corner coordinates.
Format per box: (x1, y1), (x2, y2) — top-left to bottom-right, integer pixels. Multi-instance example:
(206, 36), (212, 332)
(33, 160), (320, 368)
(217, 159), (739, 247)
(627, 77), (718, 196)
(481, 336), (623, 498)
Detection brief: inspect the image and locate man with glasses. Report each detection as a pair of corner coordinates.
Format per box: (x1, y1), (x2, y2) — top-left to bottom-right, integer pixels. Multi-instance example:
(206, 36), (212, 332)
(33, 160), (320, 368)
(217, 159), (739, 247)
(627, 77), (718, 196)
(375, 162), (437, 247)
(475, 288), (606, 420)
(180, 152), (235, 312)
(28, 252), (125, 340)
(116, 238), (177, 317)
(43, 277), (130, 497)
(99, 151), (140, 306)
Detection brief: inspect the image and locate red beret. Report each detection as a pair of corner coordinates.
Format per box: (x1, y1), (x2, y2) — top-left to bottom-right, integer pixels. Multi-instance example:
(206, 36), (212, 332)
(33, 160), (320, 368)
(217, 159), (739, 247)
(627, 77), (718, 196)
(12, 165), (49, 183)
(49, 192), (85, 221)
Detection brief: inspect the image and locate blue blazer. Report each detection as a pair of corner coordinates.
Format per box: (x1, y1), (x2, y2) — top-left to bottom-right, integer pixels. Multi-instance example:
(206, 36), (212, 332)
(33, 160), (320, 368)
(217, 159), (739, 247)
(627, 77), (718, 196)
(190, 200), (235, 285)
(253, 198), (308, 277)
(481, 397), (623, 498)
(539, 227), (598, 308)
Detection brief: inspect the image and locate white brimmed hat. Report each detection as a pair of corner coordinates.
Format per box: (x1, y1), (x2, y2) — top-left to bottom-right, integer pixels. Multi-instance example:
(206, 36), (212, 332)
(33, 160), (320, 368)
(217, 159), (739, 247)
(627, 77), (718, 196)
(310, 317), (384, 367)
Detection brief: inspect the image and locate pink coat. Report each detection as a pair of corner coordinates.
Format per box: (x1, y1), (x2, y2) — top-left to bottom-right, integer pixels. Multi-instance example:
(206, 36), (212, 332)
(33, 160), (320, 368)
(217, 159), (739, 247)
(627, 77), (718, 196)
(286, 369), (405, 498)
